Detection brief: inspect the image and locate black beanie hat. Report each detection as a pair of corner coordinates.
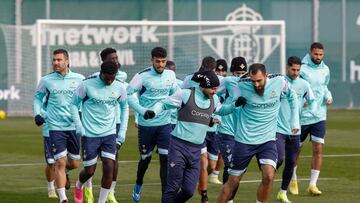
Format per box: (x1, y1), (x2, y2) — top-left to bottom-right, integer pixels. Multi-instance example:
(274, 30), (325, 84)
(192, 71), (219, 88)
(216, 59), (228, 72)
(230, 57), (247, 72)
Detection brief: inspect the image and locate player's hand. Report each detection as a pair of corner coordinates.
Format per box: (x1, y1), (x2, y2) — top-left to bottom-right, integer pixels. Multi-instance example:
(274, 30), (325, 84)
(235, 96), (246, 107)
(326, 98), (332, 105)
(143, 110), (155, 120)
(213, 118), (221, 124)
(291, 128), (299, 134)
(75, 125), (85, 136)
(303, 101), (309, 107)
(34, 115), (45, 126)
(134, 122), (138, 128)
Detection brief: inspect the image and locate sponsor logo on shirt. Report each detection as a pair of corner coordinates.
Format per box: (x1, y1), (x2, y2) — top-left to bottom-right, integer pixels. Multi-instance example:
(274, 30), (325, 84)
(52, 89), (75, 95)
(250, 101), (277, 109)
(191, 110), (210, 119)
(91, 98), (117, 105)
(148, 88), (169, 95)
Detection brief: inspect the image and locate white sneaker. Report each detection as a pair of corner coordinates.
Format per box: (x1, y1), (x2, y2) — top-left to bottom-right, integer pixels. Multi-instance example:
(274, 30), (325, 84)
(208, 175), (222, 184)
(48, 189), (58, 198)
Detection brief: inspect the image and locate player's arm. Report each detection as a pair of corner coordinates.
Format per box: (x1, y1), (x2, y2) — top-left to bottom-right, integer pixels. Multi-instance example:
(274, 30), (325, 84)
(33, 79), (47, 126)
(324, 71), (333, 105)
(181, 75), (192, 89)
(117, 84), (129, 145)
(151, 89), (184, 116)
(70, 82), (86, 136)
(127, 73), (147, 115)
(303, 81), (319, 115)
(283, 79), (300, 133)
(216, 78), (227, 97)
(215, 82), (247, 116)
(214, 95), (245, 116)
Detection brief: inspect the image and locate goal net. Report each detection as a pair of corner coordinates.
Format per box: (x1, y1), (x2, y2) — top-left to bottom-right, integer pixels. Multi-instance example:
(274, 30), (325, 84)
(1, 20), (285, 116)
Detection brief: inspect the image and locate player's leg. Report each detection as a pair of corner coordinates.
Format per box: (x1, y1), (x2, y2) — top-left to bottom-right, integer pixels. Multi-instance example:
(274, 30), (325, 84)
(65, 130), (81, 190)
(256, 141), (277, 203)
(106, 124), (122, 203)
(174, 139), (202, 202)
(198, 147), (209, 203)
(98, 134), (116, 203)
(132, 125), (156, 201)
(218, 133), (238, 202)
(277, 135), (300, 202)
(50, 131), (72, 203)
(275, 133), (289, 202)
(156, 124), (172, 195)
(43, 136), (57, 198)
(207, 132), (222, 185)
(218, 141), (251, 203)
(289, 125), (310, 195)
(161, 136), (187, 202)
(74, 136), (100, 203)
(212, 155), (224, 182)
(307, 121), (326, 195)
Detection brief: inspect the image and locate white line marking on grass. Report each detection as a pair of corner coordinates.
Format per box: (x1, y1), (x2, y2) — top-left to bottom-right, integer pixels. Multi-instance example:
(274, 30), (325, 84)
(302, 154), (360, 158)
(21, 178), (337, 191)
(0, 160), (139, 167)
(1, 154), (360, 167)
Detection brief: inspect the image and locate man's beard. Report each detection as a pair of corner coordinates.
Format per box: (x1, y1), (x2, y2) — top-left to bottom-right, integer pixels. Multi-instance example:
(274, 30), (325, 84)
(153, 66), (164, 74)
(255, 87), (265, 96)
(311, 58), (322, 65)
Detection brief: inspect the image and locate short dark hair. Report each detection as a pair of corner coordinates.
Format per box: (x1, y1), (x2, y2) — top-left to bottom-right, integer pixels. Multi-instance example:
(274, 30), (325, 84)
(53, 49), (69, 60)
(198, 56), (216, 72)
(287, 56), (302, 66)
(151, 47), (167, 58)
(249, 63), (266, 75)
(310, 42), (324, 50)
(101, 61), (118, 75)
(100, 47), (117, 61)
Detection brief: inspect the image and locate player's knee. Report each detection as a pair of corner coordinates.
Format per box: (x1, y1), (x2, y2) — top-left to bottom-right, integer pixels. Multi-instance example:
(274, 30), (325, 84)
(68, 160), (80, 169)
(227, 176), (240, 189)
(312, 145), (322, 155)
(85, 166), (97, 176)
(55, 158), (67, 169)
(181, 187), (194, 199)
(262, 172), (275, 185)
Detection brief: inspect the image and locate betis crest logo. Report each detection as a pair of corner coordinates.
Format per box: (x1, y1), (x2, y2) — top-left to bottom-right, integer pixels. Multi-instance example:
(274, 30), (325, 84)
(202, 4), (281, 65)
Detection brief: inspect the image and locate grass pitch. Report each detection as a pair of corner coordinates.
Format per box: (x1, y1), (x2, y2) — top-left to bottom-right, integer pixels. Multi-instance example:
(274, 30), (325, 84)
(0, 109), (359, 202)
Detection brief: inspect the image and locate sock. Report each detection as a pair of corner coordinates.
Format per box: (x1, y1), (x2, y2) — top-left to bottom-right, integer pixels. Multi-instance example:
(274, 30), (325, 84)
(291, 166), (298, 181)
(309, 169), (320, 187)
(57, 188), (67, 202)
(76, 180), (84, 189)
(109, 181), (117, 194)
(47, 180), (55, 191)
(227, 200), (234, 203)
(98, 187), (111, 203)
(84, 177), (93, 188)
(256, 200), (263, 203)
(211, 170), (220, 177)
(280, 189), (287, 195)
